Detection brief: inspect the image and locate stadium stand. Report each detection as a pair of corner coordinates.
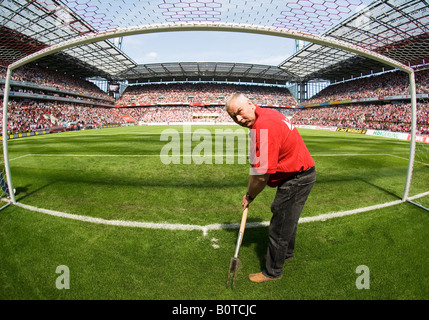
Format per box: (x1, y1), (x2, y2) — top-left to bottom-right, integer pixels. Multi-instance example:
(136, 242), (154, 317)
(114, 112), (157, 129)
(1, 63), (428, 135)
(115, 83), (298, 107)
(291, 103), (429, 135)
(292, 68), (429, 135)
(304, 69), (429, 105)
(0, 65), (114, 101)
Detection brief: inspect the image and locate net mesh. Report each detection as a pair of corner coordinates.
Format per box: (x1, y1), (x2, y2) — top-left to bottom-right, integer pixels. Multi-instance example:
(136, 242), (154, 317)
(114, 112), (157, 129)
(0, 111), (9, 199)
(0, 0), (429, 210)
(409, 89), (429, 210)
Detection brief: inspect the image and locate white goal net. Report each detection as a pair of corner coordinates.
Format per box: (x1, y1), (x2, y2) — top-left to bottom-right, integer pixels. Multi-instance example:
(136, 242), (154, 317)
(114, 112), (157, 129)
(1, 0), (428, 213)
(407, 93), (429, 211)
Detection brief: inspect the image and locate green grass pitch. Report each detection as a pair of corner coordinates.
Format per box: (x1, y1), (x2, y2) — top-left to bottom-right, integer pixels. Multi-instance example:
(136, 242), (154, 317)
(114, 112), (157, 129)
(1, 125), (428, 301)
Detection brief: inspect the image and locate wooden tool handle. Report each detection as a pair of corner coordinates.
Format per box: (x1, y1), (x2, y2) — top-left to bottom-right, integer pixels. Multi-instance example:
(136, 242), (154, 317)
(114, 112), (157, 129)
(239, 207), (248, 234)
(234, 207), (248, 258)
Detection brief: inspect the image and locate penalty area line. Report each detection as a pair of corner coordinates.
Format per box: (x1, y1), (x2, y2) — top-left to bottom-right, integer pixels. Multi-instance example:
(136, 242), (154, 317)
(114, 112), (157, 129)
(8, 199), (404, 236)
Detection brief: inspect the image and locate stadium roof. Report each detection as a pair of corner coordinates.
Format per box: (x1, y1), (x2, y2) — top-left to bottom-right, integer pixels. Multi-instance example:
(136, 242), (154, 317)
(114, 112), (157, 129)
(119, 62), (299, 84)
(280, 0), (429, 82)
(0, 0), (136, 79)
(1, 0), (428, 83)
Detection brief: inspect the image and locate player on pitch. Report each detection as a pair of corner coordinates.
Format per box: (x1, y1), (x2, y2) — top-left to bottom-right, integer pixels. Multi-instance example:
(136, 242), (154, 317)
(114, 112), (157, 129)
(225, 93), (316, 283)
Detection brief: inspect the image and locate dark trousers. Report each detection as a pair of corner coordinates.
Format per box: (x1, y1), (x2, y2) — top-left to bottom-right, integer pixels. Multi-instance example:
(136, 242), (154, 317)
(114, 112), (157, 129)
(263, 167), (316, 278)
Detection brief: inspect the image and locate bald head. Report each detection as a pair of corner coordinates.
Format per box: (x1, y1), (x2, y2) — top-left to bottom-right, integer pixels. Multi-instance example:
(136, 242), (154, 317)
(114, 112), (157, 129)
(225, 93), (257, 128)
(225, 93), (248, 110)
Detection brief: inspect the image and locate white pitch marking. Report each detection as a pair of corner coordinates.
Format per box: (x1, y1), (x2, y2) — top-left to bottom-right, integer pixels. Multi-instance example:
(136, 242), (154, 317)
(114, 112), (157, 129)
(6, 153), (424, 235)
(7, 198), (406, 236)
(10, 154), (33, 161)
(10, 152), (410, 160)
(211, 238), (220, 249)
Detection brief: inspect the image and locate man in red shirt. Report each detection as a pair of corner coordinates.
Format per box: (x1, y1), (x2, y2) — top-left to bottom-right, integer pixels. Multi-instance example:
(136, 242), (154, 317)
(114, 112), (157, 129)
(225, 93), (316, 283)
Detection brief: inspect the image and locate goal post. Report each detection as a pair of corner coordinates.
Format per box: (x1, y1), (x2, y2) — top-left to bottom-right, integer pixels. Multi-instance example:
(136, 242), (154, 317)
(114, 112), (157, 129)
(402, 70), (418, 202)
(404, 79), (429, 211)
(1, 66), (15, 204)
(0, 22), (424, 209)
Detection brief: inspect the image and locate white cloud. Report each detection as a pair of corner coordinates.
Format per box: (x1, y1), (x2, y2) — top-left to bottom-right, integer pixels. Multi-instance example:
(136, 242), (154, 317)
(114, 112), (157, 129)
(248, 55), (289, 66)
(146, 52), (158, 59)
(134, 52), (159, 64)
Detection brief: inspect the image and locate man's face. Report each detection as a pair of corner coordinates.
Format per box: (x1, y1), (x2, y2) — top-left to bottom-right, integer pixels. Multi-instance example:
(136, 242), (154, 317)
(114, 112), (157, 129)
(226, 97), (256, 128)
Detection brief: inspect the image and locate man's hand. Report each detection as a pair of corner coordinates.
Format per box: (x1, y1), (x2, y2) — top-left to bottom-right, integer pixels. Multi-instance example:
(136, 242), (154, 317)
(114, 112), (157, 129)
(242, 193), (253, 209)
(241, 173), (270, 209)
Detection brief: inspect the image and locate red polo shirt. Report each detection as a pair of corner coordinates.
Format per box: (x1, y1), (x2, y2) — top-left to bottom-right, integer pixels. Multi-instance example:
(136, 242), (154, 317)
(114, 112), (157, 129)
(250, 106), (315, 187)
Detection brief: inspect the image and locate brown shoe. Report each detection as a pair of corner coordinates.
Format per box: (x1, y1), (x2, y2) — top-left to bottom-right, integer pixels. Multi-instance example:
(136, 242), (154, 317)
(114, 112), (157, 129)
(249, 272), (281, 283)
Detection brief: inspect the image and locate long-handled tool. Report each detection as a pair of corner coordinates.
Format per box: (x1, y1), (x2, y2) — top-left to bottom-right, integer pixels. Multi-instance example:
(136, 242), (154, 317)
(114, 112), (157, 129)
(226, 207), (248, 288)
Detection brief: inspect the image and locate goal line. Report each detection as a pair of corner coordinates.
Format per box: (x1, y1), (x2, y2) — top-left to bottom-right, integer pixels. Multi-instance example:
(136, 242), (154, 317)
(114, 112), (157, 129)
(5, 198), (407, 236)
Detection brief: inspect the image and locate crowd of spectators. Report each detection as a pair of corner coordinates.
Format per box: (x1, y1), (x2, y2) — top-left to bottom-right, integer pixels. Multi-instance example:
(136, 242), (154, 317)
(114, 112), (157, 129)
(5, 99), (427, 135)
(115, 83), (297, 107)
(1, 102), (234, 133)
(5, 84), (111, 106)
(291, 102), (429, 135)
(120, 106), (233, 124)
(0, 65), (113, 102)
(3, 100), (124, 132)
(1, 63), (428, 136)
(305, 69), (429, 105)
(0, 63), (119, 132)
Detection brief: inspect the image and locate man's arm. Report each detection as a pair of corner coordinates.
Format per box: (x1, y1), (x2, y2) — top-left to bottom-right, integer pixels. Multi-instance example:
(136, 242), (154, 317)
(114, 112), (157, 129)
(241, 173), (270, 209)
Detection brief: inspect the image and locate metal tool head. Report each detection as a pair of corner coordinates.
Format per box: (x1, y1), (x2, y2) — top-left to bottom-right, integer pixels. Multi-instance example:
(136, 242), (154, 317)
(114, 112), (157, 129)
(226, 257), (241, 288)
(226, 207), (248, 289)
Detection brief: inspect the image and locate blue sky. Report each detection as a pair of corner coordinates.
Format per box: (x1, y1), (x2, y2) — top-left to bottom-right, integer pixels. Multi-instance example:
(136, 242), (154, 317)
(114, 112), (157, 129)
(121, 30), (297, 66)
